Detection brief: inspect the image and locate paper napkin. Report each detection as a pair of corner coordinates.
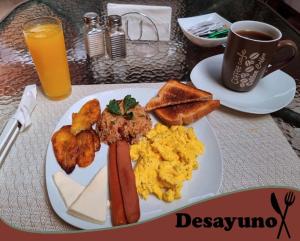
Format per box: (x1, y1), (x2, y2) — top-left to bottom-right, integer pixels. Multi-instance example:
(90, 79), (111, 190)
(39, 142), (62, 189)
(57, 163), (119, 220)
(107, 3), (172, 41)
(12, 84), (37, 132)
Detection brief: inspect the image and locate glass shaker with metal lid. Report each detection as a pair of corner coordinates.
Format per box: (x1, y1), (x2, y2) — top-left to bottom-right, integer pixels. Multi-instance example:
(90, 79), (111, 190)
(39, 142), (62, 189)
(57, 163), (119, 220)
(106, 15), (126, 59)
(83, 12), (105, 58)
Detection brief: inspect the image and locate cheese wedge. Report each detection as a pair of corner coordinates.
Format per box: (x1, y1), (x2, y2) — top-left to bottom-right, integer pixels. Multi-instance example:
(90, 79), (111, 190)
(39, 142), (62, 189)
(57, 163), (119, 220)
(53, 171), (85, 208)
(68, 166), (108, 224)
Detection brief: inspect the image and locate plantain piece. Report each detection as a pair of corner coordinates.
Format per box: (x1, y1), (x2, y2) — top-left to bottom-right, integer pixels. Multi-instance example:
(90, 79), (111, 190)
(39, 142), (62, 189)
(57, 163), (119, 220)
(79, 99), (101, 124)
(71, 99), (101, 135)
(90, 129), (101, 152)
(71, 113), (92, 135)
(51, 125), (79, 174)
(76, 130), (95, 168)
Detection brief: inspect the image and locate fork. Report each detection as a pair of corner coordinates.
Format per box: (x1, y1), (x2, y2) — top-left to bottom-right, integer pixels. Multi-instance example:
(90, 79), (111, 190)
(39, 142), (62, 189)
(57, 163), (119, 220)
(277, 191), (295, 239)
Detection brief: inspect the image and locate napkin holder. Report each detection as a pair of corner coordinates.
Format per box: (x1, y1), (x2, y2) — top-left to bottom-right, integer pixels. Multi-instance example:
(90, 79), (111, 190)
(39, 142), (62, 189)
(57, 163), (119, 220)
(107, 3), (172, 41)
(121, 12), (161, 58)
(122, 12), (159, 42)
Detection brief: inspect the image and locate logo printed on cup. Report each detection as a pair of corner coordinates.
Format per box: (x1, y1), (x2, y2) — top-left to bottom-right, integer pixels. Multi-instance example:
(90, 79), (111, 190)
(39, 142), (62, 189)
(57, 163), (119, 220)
(231, 49), (266, 88)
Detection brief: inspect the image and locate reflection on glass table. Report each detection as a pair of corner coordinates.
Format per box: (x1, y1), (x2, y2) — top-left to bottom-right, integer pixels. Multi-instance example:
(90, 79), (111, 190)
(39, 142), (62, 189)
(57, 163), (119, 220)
(0, 0), (300, 155)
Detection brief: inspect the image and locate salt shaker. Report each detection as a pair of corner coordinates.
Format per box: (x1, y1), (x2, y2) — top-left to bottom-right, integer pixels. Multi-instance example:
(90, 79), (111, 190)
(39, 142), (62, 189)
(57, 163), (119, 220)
(106, 15), (126, 59)
(83, 12), (105, 58)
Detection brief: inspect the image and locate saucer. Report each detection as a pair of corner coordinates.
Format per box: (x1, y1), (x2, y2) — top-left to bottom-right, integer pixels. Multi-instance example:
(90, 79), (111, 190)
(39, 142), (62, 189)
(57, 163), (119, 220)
(190, 54), (296, 114)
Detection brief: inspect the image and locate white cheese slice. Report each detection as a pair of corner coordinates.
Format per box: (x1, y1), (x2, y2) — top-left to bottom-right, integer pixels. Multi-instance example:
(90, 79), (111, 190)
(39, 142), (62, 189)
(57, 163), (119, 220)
(68, 166), (108, 224)
(53, 171), (85, 208)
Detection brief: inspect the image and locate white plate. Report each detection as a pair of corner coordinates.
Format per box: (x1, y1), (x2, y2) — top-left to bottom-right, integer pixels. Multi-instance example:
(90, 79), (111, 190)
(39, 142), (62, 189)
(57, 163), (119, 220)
(45, 87), (223, 230)
(178, 13), (231, 47)
(190, 54), (296, 114)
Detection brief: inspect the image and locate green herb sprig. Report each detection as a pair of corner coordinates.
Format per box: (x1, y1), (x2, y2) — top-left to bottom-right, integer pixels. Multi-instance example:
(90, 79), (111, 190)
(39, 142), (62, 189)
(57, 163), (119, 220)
(124, 95), (138, 113)
(107, 99), (122, 115)
(107, 95), (139, 120)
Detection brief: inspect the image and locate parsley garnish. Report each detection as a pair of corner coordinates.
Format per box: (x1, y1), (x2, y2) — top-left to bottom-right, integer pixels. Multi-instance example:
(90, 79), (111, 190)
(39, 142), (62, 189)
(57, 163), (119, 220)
(107, 99), (122, 115)
(124, 95), (139, 113)
(107, 95), (139, 120)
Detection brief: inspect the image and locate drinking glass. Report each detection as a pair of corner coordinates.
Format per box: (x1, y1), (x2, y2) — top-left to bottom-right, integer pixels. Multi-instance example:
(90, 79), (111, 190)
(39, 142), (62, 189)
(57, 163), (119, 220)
(23, 17), (71, 100)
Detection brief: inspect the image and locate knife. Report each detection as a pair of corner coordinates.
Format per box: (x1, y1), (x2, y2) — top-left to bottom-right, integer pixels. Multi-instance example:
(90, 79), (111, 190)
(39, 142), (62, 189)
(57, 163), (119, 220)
(0, 119), (21, 167)
(0, 85), (37, 168)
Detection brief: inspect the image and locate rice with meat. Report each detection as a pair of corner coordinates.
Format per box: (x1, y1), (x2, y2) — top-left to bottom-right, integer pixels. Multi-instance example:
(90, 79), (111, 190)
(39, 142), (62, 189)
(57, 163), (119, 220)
(98, 100), (152, 144)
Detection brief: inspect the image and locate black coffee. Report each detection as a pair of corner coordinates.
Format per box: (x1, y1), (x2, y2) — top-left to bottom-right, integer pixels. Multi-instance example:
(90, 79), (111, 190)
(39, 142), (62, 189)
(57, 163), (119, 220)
(236, 30), (274, 41)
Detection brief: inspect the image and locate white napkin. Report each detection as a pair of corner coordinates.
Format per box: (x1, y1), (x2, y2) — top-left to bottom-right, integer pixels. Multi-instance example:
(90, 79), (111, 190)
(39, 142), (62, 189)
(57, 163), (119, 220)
(12, 85), (37, 132)
(107, 3), (172, 41)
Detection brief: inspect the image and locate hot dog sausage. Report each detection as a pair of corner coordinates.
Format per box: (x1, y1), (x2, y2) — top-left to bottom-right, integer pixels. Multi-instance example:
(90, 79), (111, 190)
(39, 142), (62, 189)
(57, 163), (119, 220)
(116, 140), (140, 223)
(108, 143), (127, 226)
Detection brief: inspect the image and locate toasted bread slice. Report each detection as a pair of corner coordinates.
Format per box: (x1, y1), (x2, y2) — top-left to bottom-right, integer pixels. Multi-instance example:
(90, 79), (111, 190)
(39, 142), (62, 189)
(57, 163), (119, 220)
(154, 100), (220, 125)
(145, 80), (212, 111)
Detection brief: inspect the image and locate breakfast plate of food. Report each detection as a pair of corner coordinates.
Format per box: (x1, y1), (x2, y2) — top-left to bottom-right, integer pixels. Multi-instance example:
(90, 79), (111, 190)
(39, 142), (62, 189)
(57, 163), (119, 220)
(45, 80), (223, 229)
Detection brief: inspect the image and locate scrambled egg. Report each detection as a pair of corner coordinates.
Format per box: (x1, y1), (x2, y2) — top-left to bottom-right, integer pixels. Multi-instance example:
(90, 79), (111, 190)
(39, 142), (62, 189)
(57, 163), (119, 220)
(130, 123), (204, 202)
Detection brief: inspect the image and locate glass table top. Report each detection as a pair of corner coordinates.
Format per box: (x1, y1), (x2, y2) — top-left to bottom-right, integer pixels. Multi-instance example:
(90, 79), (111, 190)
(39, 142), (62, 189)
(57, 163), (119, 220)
(1, 0), (300, 155)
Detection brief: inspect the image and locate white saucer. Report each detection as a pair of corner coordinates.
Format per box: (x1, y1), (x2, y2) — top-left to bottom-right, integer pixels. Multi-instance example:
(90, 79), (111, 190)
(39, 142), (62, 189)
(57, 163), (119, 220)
(190, 54), (296, 114)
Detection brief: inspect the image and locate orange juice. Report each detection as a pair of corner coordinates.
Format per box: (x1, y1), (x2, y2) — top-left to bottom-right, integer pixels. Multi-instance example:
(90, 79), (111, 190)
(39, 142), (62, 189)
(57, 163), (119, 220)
(23, 18), (71, 100)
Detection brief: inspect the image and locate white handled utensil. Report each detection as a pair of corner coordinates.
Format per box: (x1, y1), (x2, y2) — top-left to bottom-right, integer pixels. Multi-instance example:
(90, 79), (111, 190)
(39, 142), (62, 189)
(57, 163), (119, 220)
(0, 85), (37, 167)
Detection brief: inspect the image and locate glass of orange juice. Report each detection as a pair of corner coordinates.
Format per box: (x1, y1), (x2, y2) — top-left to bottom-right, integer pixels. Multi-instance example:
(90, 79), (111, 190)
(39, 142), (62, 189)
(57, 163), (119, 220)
(23, 17), (71, 100)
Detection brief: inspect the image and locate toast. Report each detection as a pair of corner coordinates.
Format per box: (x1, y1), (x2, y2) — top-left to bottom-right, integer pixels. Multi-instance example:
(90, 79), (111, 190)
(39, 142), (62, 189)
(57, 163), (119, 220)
(145, 80), (212, 111)
(154, 100), (220, 125)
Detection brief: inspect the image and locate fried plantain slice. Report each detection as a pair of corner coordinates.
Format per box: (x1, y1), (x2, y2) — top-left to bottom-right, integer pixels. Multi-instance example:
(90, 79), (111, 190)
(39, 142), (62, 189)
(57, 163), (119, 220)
(51, 125), (79, 174)
(71, 99), (101, 135)
(71, 113), (92, 135)
(90, 129), (101, 152)
(76, 130), (95, 167)
(79, 99), (101, 125)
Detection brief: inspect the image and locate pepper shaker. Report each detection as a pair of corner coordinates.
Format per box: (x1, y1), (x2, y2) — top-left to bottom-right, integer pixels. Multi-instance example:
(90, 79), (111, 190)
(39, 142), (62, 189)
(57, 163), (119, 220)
(106, 15), (126, 59)
(83, 12), (105, 58)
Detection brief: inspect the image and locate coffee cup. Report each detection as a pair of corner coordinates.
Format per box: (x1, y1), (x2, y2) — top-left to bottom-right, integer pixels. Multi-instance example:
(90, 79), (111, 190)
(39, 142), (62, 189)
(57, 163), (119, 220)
(222, 20), (298, 92)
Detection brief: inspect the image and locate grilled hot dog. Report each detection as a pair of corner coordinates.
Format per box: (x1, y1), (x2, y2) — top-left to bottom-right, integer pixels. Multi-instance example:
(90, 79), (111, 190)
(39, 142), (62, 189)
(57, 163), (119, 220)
(108, 143), (127, 226)
(116, 140), (140, 223)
